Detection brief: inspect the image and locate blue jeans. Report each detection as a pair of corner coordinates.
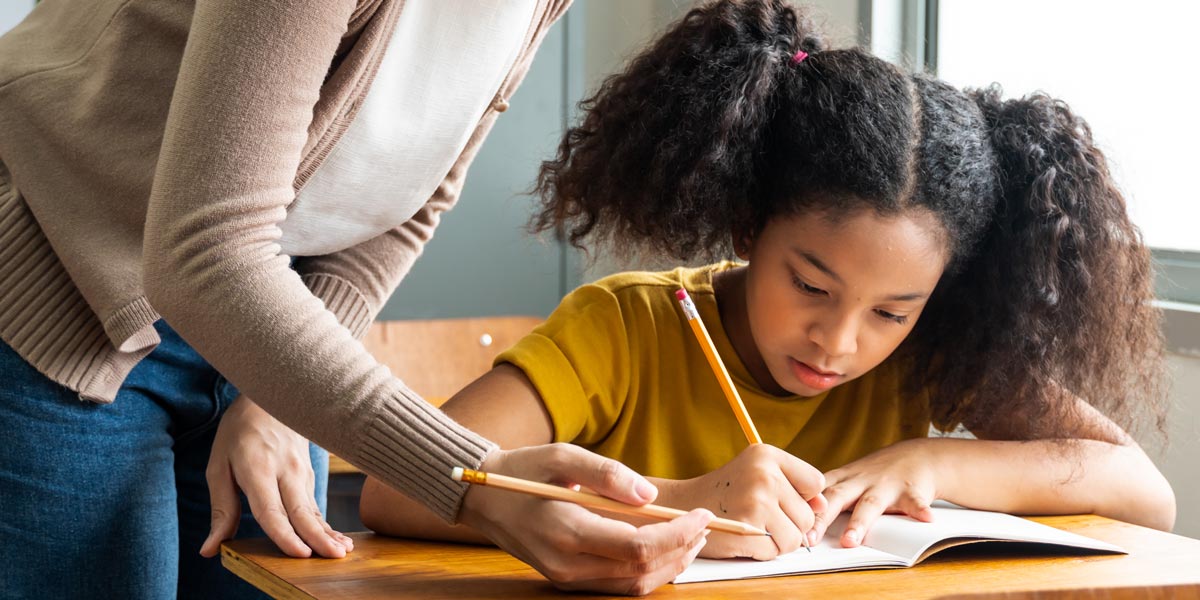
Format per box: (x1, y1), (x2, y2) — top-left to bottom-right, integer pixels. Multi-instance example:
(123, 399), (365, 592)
(0, 320), (328, 600)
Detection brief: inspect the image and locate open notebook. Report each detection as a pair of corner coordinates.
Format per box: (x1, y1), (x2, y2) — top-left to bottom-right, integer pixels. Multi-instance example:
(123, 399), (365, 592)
(675, 504), (1125, 584)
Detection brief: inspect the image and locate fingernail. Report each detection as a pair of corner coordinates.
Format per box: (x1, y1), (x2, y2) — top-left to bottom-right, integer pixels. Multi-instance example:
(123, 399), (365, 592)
(846, 528), (860, 543)
(634, 479), (656, 501)
(808, 530), (818, 545)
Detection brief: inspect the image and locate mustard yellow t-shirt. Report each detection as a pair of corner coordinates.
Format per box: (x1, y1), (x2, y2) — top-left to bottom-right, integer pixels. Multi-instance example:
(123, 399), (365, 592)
(496, 263), (933, 479)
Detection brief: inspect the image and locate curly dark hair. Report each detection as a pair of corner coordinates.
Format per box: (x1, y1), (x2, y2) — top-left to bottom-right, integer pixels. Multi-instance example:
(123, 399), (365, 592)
(532, 0), (1166, 441)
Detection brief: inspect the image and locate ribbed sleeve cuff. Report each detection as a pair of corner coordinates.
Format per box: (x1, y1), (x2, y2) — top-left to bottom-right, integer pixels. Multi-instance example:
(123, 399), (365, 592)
(302, 273), (373, 339)
(353, 385), (498, 523)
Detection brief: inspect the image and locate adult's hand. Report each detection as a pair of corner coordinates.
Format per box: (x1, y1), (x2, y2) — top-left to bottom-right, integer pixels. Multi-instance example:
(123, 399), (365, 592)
(458, 444), (713, 596)
(199, 395), (354, 558)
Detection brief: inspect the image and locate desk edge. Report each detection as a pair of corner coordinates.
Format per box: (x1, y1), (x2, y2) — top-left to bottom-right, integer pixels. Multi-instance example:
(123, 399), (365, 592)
(221, 544), (319, 600)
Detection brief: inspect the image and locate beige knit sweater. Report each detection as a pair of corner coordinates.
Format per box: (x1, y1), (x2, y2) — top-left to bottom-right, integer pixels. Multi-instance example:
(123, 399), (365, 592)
(0, 0), (568, 522)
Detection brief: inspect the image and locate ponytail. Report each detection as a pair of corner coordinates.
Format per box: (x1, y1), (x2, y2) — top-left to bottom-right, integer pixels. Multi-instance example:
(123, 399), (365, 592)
(917, 85), (1166, 441)
(531, 0), (826, 260)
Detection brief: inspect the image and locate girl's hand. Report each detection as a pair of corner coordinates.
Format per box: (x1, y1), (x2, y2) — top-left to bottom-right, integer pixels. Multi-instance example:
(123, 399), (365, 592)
(199, 395), (353, 558)
(813, 438), (939, 548)
(459, 444), (713, 596)
(658, 444), (827, 560)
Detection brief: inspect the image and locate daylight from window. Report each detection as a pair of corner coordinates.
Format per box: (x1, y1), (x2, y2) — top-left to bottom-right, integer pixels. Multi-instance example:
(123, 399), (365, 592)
(938, 0), (1200, 252)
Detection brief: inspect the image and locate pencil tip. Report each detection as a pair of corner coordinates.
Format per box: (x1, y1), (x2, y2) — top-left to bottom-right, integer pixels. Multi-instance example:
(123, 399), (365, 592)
(763, 532), (772, 537)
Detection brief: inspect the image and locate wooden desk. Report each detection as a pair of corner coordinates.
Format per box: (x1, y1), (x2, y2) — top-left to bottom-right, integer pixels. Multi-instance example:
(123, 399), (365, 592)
(222, 515), (1200, 599)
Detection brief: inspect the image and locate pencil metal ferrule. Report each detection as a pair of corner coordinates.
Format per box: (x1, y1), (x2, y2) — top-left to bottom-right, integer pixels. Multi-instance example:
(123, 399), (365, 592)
(460, 468), (488, 485)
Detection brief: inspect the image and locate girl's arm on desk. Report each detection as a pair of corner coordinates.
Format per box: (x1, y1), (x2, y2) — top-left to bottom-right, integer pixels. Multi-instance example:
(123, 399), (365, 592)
(812, 392), (1177, 549)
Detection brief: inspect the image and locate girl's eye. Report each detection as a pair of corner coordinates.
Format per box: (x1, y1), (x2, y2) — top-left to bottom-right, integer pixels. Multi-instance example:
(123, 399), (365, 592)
(792, 276), (826, 296)
(876, 309), (909, 325)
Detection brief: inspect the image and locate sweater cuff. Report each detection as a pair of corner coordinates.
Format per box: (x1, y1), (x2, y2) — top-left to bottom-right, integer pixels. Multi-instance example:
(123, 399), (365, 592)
(354, 385), (498, 523)
(302, 273), (373, 339)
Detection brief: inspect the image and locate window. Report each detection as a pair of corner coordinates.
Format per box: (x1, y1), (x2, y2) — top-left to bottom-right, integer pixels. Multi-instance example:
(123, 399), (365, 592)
(936, 1), (1199, 256)
(0, 1), (35, 36)
(925, 0), (1200, 306)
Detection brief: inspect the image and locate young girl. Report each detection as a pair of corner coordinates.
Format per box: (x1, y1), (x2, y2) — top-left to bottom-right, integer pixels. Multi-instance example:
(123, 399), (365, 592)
(361, 0), (1174, 562)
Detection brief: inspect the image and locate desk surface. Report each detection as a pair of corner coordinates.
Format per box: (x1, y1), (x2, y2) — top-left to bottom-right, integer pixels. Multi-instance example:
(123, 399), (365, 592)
(223, 515), (1200, 599)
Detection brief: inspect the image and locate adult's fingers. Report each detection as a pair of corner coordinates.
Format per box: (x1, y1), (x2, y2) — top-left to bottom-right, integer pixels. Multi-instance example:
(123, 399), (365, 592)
(572, 507), (713, 565)
(237, 466), (312, 558)
(540, 444), (657, 506)
(278, 473), (346, 558)
(558, 534), (709, 596)
(560, 525), (708, 586)
(200, 460), (241, 558)
(521, 506), (709, 585)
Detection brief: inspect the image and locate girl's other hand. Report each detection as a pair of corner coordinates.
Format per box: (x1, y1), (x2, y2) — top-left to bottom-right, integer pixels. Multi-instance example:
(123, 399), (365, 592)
(661, 444), (827, 560)
(200, 395), (352, 559)
(814, 438), (939, 548)
(459, 444), (713, 596)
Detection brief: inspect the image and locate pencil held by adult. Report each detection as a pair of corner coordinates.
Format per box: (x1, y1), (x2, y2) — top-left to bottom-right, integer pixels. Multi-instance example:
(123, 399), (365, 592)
(453, 467), (770, 536)
(455, 444), (715, 595)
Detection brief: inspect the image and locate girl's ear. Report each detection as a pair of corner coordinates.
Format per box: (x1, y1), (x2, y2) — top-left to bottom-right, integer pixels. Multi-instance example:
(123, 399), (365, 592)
(732, 229), (754, 261)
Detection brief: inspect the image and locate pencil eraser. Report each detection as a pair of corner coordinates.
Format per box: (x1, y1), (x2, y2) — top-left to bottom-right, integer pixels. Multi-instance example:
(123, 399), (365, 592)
(451, 467), (464, 481)
(675, 289), (688, 301)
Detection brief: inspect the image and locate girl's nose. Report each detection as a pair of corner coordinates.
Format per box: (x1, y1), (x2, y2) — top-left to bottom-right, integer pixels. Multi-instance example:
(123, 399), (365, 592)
(811, 314), (858, 358)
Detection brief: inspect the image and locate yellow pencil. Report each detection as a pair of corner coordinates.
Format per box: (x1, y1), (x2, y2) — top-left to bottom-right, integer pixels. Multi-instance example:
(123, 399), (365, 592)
(451, 467), (770, 537)
(675, 288), (763, 445)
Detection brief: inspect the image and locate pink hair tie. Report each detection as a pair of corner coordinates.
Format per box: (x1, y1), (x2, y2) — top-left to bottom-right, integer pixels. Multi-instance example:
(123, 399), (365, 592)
(791, 49), (809, 65)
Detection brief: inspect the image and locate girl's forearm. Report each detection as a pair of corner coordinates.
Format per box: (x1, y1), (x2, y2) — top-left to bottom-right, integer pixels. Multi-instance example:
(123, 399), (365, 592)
(360, 477), (492, 545)
(927, 437), (1176, 530)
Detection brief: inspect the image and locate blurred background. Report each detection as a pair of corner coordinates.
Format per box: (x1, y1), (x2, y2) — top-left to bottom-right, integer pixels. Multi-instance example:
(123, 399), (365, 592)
(3, 0), (1197, 537)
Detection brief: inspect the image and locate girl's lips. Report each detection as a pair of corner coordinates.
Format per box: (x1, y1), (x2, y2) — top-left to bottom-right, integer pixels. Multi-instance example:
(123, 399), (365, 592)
(789, 358), (842, 391)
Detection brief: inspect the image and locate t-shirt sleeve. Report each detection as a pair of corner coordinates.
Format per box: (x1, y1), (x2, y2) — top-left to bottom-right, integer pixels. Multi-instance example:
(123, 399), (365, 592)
(494, 284), (633, 446)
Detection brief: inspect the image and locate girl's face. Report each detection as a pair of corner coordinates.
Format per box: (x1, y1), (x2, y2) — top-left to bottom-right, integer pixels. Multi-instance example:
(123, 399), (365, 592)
(736, 207), (948, 397)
